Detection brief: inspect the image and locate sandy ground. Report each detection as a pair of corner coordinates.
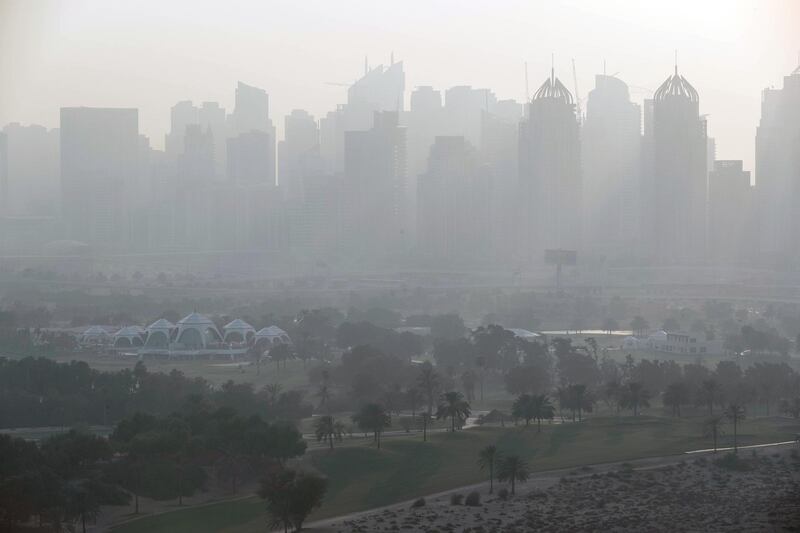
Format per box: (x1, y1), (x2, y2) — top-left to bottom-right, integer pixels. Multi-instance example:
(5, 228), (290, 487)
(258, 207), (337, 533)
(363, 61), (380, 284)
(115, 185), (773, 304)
(309, 444), (800, 533)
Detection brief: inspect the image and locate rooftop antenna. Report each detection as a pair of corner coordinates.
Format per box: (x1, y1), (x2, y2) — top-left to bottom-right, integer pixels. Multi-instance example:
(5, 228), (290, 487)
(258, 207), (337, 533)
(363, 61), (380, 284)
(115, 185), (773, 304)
(674, 49), (678, 75)
(525, 61), (530, 101)
(551, 53), (555, 82)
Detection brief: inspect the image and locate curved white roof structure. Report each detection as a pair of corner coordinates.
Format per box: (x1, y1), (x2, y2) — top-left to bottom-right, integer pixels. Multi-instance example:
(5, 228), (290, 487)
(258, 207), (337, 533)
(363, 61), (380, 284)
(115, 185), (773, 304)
(177, 312), (215, 326)
(174, 312), (222, 350)
(114, 325), (146, 348)
(147, 318), (175, 331)
(254, 325), (292, 348)
(223, 319), (256, 343)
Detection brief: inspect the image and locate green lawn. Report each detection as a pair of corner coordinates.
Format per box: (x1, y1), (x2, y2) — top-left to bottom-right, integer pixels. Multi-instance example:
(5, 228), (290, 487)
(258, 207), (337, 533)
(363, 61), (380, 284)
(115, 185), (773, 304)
(111, 415), (800, 533)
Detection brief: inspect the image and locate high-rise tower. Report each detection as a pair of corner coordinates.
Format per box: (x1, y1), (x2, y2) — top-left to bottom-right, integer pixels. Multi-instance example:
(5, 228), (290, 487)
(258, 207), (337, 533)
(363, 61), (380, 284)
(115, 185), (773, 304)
(518, 68), (581, 263)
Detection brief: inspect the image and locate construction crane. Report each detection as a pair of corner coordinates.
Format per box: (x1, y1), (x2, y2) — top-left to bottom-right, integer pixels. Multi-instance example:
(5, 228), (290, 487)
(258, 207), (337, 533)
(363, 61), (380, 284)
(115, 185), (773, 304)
(572, 58), (582, 125)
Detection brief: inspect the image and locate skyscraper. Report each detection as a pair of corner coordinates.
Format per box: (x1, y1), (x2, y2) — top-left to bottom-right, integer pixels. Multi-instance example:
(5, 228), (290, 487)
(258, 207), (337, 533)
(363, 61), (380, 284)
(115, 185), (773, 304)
(417, 136), (490, 265)
(279, 109), (321, 200)
(342, 111), (407, 260)
(756, 64), (800, 264)
(320, 60), (405, 173)
(60, 107), (139, 249)
(649, 66), (707, 264)
(582, 74), (641, 259)
(227, 131), (276, 185)
(1, 123), (59, 216)
(518, 69), (581, 263)
(708, 160), (753, 265)
(229, 82), (276, 186)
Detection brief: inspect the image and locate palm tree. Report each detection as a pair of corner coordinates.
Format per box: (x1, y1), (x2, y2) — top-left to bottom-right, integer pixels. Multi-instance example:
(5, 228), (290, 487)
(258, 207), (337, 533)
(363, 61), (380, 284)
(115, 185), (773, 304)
(663, 382), (689, 417)
(512, 394), (535, 426)
(352, 403), (391, 449)
(725, 403), (745, 454)
(477, 445), (501, 494)
(314, 415), (341, 451)
(530, 394), (555, 432)
(417, 362), (441, 415)
(436, 391), (471, 432)
(702, 415), (726, 453)
(512, 394), (555, 431)
(620, 382), (650, 416)
(497, 455), (529, 495)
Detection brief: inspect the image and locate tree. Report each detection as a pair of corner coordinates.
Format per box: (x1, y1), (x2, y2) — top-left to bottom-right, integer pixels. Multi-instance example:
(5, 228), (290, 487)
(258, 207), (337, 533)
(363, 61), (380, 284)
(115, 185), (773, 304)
(603, 380), (623, 413)
(564, 384), (593, 421)
(259, 466), (327, 533)
(703, 415), (726, 453)
(724, 403), (745, 454)
(497, 455), (529, 495)
(620, 382), (650, 416)
(430, 314), (467, 340)
(352, 403), (391, 449)
(630, 316), (649, 336)
(314, 415), (342, 451)
(780, 397), (800, 418)
(602, 318), (619, 335)
(663, 382), (689, 417)
(585, 337), (598, 362)
(461, 369), (477, 402)
(696, 379), (722, 415)
(477, 445), (501, 494)
(513, 394), (555, 431)
(436, 391), (471, 432)
(416, 362), (441, 415)
(269, 343), (293, 370)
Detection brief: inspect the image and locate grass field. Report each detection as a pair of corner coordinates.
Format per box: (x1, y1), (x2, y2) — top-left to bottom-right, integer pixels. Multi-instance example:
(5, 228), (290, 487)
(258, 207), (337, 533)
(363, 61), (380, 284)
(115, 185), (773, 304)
(110, 414), (800, 533)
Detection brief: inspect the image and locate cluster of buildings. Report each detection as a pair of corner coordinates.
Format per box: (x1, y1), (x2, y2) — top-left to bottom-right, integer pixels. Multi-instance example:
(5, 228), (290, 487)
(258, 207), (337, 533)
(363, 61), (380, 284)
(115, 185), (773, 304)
(74, 313), (292, 358)
(623, 330), (725, 356)
(1, 59), (799, 274)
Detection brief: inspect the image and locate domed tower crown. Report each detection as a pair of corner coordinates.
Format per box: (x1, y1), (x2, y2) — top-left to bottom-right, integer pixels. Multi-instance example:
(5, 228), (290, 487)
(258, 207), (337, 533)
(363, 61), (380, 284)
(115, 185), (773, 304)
(533, 67), (574, 105)
(654, 60), (699, 103)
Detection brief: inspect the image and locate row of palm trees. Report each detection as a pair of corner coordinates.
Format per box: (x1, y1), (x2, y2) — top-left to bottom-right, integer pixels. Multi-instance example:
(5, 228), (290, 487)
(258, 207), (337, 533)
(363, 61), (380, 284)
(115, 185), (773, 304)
(477, 445), (529, 495)
(315, 390), (473, 451)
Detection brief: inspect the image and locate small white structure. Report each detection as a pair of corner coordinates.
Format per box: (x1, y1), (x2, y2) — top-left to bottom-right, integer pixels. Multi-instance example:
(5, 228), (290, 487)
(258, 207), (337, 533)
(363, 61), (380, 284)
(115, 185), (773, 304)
(509, 328), (542, 340)
(622, 336), (642, 350)
(80, 325), (113, 347)
(643, 330), (723, 355)
(223, 319), (256, 344)
(174, 313), (223, 350)
(143, 319), (175, 349)
(113, 325), (146, 348)
(254, 325), (292, 351)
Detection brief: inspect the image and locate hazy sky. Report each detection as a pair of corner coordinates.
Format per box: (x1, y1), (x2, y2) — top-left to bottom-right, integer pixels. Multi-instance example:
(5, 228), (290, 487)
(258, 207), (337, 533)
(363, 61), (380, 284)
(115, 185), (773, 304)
(1, 0), (799, 172)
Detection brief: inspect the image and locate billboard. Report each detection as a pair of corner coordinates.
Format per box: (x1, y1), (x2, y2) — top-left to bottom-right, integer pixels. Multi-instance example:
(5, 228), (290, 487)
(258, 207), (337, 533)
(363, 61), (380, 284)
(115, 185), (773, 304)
(544, 249), (577, 266)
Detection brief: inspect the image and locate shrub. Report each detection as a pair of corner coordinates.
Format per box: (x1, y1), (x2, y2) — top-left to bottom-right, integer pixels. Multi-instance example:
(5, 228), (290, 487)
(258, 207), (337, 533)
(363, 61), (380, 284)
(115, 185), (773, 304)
(411, 497), (426, 508)
(498, 488), (509, 500)
(450, 493), (464, 505)
(465, 491), (481, 506)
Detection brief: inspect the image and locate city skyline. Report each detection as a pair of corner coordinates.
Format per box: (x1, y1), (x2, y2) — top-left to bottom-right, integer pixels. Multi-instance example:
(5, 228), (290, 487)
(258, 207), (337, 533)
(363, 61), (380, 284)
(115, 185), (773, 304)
(2, 0), (799, 173)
